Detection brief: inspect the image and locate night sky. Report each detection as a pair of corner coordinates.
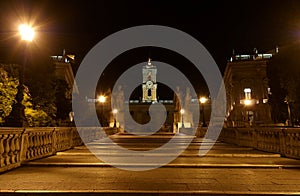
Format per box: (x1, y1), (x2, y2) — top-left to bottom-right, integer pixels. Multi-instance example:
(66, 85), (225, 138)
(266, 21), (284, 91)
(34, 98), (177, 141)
(0, 0), (300, 97)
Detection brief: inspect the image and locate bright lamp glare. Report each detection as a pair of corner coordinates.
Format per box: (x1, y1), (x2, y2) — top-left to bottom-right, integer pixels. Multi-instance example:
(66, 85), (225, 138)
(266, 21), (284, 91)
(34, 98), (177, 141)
(244, 99), (252, 106)
(98, 95), (106, 103)
(199, 97), (208, 104)
(113, 109), (118, 114)
(19, 24), (35, 41)
(180, 109), (185, 114)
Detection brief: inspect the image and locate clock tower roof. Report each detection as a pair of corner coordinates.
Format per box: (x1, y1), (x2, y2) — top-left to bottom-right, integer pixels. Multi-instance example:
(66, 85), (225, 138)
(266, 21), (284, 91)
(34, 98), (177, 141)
(146, 58), (153, 68)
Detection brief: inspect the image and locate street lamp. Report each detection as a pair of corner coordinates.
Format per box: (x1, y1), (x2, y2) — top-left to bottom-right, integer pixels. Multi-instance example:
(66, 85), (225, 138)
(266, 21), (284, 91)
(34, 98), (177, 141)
(284, 97), (292, 126)
(180, 109), (185, 128)
(98, 95), (106, 103)
(112, 109), (118, 128)
(97, 95), (106, 125)
(5, 24), (35, 127)
(242, 99), (254, 126)
(19, 24), (35, 42)
(199, 97), (208, 127)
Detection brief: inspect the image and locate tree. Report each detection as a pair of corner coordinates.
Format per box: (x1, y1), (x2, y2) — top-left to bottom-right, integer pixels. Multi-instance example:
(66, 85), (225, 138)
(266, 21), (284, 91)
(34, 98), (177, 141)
(22, 86), (53, 126)
(0, 63), (54, 126)
(268, 42), (300, 124)
(0, 65), (18, 124)
(25, 58), (57, 124)
(54, 79), (72, 124)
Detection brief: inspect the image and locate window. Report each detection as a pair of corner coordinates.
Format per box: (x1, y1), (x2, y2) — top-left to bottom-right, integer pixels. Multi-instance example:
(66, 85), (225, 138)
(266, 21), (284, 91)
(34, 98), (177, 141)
(267, 88), (272, 95)
(244, 88), (251, 100)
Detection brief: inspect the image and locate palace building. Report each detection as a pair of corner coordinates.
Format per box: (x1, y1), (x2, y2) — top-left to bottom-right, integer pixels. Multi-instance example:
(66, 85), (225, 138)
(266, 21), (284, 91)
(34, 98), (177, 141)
(100, 59), (207, 133)
(90, 48), (278, 131)
(224, 48), (278, 127)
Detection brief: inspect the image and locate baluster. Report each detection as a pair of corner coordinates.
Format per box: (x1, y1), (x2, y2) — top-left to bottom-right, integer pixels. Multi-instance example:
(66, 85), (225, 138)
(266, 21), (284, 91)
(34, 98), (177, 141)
(40, 134), (44, 155)
(4, 134), (12, 166)
(45, 133), (50, 153)
(55, 131), (59, 151)
(271, 132), (274, 151)
(52, 131), (56, 152)
(295, 133), (299, 157)
(0, 135), (5, 167)
(30, 134), (35, 159)
(30, 134), (35, 157)
(296, 133), (300, 157)
(9, 135), (16, 164)
(37, 133), (41, 156)
(48, 132), (52, 153)
(42, 134), (46, 155)
(292, 133), (297, 156)
(15, 134), (21, 163)
(290, 133), (294, 156)
(40, 133), (45, 155)
(34, 133), (38, 156)
(287, 133), (291, 155)
(26, 134), (30, 160)
(48, 133), (52, 153)
(35, 133), (40, 156)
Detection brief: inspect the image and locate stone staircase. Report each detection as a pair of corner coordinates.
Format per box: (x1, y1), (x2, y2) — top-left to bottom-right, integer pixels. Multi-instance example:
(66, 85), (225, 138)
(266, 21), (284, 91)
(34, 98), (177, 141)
(24, 133), (300, 169)
(2, 132), (300, 195)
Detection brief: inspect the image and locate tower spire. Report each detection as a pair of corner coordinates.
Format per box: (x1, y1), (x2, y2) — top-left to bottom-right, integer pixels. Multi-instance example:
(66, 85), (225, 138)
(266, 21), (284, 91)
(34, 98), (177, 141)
(148, 57), (152, 66)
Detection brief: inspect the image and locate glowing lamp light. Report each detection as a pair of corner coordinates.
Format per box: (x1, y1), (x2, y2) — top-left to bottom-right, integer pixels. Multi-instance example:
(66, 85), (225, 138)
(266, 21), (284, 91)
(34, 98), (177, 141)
(112, 109), (118, 114)
(18, 24), (35, 42)
(180, 109), (185, 114)
(199, 97), (208, 104)
(98, 95), (106, 103)
(244, 99), (252, 106)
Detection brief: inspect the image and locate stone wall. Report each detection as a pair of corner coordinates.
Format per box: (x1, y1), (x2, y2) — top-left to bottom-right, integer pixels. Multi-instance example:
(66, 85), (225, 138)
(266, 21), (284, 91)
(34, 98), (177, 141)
(0, 127), (107, 173)
(219, 127), (300, 159)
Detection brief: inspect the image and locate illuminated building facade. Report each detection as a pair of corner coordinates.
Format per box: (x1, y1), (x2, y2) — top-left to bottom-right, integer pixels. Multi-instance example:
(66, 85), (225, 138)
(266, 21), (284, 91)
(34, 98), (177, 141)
(224, 49), (276, 127)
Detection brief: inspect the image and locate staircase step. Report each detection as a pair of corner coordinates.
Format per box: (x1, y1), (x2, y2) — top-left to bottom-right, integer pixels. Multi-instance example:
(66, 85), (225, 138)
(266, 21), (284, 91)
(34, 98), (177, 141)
(24, 161), (300, 168)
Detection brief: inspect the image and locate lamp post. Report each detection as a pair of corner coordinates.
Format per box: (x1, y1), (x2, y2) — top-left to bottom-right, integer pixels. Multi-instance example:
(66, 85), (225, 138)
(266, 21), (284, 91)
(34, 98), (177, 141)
(284, 97), (292, 126)
(97, 95), (106, 125)
(180, 109), (185, 128)
(112, 109), (118, 128)
(243, 99), (253, 126)
(199, 97), (208, 127)
(5, 24), (34, 127)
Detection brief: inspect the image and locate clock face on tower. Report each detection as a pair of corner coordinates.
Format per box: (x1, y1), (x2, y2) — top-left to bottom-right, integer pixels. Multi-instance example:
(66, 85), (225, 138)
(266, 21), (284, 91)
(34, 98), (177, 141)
(146, 80), (153, 89)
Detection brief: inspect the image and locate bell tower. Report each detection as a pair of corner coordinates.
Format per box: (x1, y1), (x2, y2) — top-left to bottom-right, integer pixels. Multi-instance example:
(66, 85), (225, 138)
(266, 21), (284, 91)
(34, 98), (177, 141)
(142, 58), (157, 102)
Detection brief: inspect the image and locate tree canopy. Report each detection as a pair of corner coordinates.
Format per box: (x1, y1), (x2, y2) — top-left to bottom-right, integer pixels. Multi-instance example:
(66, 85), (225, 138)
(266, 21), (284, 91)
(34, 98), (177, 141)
(268, 42), (300, 124)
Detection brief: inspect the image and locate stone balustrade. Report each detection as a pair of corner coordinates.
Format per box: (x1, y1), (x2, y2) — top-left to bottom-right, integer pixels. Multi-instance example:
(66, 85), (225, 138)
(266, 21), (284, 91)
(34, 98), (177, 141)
(219, 127), (300, 159)
(0, 127), (106, 173)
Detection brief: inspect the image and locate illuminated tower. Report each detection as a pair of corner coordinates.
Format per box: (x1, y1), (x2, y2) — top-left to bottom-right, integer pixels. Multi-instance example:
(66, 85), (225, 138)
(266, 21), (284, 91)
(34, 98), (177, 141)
(142, 58), (157, 102)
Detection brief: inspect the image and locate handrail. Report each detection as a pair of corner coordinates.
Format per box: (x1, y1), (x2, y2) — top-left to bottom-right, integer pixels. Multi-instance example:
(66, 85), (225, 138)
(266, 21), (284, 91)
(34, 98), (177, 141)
(219, 127), (300, 159)
(0, 127), (105, 173)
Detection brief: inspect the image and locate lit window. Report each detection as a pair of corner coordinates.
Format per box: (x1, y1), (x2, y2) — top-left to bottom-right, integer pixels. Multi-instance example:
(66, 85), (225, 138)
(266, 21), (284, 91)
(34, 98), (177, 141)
(244, 88), (251, 100)
(263, 99), (268, 103)
(267, 88), (272, 95)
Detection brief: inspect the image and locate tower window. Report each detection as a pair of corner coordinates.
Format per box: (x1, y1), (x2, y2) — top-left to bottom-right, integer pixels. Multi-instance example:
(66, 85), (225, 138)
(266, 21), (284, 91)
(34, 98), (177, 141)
(244, 88), (251, 99)
(148, 89), (151, 97)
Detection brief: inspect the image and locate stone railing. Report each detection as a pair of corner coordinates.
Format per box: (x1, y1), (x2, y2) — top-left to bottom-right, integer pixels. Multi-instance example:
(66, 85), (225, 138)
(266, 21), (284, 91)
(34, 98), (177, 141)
(219, 127), (300, 159)
(0, 127), (107, 173)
